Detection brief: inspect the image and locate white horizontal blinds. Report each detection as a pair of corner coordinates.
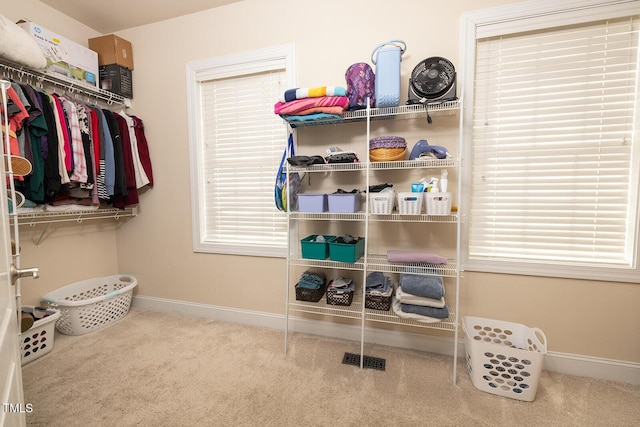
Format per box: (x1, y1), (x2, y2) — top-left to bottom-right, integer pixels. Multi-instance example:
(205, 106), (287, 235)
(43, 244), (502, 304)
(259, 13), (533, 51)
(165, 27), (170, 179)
(470, 16), (639, 265)
(200, 69), (288, 247)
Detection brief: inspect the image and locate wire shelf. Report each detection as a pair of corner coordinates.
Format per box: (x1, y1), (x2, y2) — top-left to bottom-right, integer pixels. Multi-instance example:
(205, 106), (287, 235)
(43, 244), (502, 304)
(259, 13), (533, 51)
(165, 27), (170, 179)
(283, 99), (460, 128)
(289, 211), (457, 223)
(0, 58), (128, 107)
(12, 207), (137, 226)
(289, 254), (460, 278)
(288, 298), (458, 331)
(290, 157), (458, 173)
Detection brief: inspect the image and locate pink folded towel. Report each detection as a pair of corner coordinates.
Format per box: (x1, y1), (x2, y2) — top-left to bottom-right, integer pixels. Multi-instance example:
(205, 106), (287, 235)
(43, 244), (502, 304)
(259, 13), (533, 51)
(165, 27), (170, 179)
(274, 96), (349, 115)
(387, 250), (447, 264)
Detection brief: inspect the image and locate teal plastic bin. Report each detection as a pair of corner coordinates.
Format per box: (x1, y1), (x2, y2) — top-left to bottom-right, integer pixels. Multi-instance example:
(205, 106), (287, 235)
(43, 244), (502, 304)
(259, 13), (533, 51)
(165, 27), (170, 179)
(301, 235), (336, 259)
(329, 237), (365, 263)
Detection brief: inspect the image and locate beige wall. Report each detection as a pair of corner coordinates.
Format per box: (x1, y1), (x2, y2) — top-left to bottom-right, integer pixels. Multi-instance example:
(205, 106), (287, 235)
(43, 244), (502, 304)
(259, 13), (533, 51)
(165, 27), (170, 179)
(6, 0), (640, 363)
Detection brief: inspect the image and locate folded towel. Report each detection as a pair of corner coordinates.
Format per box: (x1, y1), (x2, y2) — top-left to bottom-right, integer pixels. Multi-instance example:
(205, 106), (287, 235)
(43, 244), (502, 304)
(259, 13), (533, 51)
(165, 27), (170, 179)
(387, 250), (447, 264)
(396, 286), (445, 308)
(400, 302), (449, 319)
(364, 271), (393, 296)
(328, 277), (353, 289)
(280, 113), (343, 122)
(327, 279), (355, 293)
(280, 86), (347, 102)
(392, 297), (442, 323)
(284, 106), (346, 116)
(366, 271), (385, 287)
(398, 272), (444, 300)
(297, 271), (325, 290)
(274, 96), (350, 115)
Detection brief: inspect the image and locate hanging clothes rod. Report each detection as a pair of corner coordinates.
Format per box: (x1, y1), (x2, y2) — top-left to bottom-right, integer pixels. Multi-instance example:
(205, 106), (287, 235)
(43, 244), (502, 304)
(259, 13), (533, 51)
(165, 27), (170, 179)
(0, 58), (130, 107)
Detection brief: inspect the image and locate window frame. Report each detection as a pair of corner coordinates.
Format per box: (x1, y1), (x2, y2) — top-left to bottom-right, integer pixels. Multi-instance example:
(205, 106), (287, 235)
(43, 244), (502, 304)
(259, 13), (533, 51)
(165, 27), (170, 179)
(186, 44), (296, 257)
(460, 0), (640, 283)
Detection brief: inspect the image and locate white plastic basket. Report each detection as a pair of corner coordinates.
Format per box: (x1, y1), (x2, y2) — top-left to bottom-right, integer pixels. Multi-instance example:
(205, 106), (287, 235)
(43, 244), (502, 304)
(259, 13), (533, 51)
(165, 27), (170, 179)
(425, 192), (452, 215)
(42, 274), (138, 336)
(20, 306), (60, 365)
(369, 192), (395, 214)
(397, 192), (423, 215)
(463, 316), (547, 402)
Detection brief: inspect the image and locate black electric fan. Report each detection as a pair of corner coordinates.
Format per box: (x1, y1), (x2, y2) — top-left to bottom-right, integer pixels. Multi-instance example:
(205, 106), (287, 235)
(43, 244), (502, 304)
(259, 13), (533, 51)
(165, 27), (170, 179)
(407, 57), (457, 104)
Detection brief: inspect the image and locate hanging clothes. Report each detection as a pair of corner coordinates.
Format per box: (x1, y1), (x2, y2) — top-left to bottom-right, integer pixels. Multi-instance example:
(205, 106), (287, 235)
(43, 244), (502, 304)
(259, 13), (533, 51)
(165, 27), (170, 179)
(1, 84), (28, 156)
(2, 73), (154, 209)
(112, 112), (139, 208)
(131, 115), (154, 187)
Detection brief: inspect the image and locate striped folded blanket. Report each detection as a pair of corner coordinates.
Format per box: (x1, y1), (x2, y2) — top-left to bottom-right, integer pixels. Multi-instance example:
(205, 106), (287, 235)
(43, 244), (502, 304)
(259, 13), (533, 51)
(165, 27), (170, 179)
(274, 96), (349, 115)
(280, 86), (347, 102)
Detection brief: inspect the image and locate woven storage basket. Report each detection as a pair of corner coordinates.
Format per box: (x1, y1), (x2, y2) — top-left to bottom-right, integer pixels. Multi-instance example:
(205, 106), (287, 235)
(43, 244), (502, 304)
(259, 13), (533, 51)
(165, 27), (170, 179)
(397, 192), (423, 214)
(463, 316), (547, 402)
(369, 147), (407, 162)
(42, 274), (137, 336)
(369, 192), (395, 214)
(20, 306), (60, 365)
(326, 287), (354, 306)
(365, 293), (393, 311)
(295, 283), (326, 302)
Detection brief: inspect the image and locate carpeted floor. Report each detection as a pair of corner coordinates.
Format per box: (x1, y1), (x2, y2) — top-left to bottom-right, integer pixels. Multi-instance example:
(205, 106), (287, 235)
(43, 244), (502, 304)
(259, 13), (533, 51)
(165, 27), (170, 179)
(21, 308), (640, 426)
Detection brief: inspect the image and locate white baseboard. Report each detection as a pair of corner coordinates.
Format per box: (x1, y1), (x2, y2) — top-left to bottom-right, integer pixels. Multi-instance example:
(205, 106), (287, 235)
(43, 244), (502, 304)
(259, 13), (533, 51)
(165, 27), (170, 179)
(132, 295), (640, 385)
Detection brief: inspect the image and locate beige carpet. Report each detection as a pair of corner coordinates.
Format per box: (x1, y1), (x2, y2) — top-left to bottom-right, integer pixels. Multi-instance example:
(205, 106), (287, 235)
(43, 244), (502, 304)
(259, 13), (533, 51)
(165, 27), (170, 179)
(22, 308), (640, 427)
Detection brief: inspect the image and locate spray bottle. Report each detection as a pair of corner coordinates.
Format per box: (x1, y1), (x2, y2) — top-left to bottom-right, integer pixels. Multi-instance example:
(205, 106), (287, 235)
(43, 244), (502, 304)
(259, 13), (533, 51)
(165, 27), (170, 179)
(440, 170), (448, 193)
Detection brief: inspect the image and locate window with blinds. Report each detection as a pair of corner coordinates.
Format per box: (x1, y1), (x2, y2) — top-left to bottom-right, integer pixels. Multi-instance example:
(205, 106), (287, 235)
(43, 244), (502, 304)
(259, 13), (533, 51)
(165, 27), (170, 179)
(187, 45), (294, 257)
(462, 1), (640, 282)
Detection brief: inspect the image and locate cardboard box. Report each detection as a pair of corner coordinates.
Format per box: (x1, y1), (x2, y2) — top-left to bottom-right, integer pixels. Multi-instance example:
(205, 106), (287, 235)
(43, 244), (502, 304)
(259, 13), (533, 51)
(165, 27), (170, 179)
(88, 34), (133, 70)
(99, 64), (133, 98)
(16, 20), (99, 87)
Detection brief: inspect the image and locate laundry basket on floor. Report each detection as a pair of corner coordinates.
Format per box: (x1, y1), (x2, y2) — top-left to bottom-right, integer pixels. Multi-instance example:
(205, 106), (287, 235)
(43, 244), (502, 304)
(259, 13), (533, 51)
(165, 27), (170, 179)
(20, 306), (61, 365)
(42, 274), (137, 336)
(463, 316), (547, 402)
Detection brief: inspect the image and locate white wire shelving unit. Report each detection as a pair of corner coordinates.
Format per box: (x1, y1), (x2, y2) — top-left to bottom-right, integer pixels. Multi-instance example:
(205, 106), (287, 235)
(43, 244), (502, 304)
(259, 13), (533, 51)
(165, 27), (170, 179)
(283, 99), (463, 383)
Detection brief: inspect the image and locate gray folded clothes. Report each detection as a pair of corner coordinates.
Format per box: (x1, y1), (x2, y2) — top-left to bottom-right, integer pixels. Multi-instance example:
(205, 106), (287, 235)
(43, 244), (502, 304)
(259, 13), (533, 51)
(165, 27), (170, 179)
(367, 281), (393, 297)
(400, 302), (449, 319)
(297, 271), (325, 289)
(329, 277), (353, 288)
(366, 271), (386, 288)
(327, 278), (355, 293)
(396, 286), (445, 308)
(392, 297), (442, 323)
(365, 271), (393, 294)
(398, 272), (444, 300)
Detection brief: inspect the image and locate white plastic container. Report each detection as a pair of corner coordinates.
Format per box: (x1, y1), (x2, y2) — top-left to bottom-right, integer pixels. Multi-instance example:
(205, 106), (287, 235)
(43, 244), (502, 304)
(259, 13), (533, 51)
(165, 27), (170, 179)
(20, 306), (61, 365)
(397, 192), (423, 215)
(463, 316), (547, 402)
(42, 274), (137, 336)
(369, 192), (395, 214)
(425, 192), (452, 215)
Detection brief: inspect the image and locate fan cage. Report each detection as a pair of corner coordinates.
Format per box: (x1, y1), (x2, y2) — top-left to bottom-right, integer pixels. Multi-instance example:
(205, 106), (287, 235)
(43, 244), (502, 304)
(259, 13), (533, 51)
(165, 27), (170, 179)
(410, 57), (456, 100)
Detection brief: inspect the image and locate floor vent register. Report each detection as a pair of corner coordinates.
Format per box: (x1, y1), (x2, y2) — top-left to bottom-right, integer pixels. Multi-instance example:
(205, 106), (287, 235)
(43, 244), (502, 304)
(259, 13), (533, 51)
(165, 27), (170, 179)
(342, 352), (386, 371)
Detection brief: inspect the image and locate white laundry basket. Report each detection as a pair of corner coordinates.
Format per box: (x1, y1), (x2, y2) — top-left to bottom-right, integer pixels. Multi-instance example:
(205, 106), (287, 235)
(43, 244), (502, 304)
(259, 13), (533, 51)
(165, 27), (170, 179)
(463, 316), (547, 402)
(42, 274), (137, 336)
(20, 306), (61, 365)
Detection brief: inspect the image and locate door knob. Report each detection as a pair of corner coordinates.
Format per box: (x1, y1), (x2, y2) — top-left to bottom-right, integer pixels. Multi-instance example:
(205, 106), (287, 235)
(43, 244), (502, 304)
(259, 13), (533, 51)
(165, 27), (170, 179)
(10, 264), (39, 285)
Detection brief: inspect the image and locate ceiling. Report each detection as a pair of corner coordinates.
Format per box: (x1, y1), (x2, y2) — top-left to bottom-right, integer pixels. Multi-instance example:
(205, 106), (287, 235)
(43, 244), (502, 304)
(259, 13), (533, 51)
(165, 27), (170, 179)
(39, 0), (244, 33)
